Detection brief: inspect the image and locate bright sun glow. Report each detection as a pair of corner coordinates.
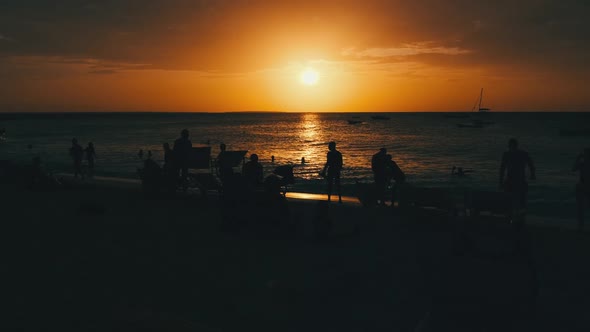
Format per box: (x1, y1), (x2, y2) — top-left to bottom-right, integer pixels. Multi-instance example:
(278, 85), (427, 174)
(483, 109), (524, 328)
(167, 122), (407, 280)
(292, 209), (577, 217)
(300, 68), (320, 86)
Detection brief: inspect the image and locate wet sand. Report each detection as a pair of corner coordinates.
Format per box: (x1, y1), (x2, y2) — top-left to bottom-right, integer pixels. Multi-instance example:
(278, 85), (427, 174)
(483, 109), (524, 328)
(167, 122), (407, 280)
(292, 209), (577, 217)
(6, 178), (590, 331)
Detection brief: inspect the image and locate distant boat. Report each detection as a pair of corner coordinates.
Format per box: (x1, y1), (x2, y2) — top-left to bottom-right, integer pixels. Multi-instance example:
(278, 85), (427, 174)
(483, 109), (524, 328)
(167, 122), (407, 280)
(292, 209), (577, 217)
(472, 88), (491, 113)
(371, 115), (390, 120)
(347, 120), (362, 125)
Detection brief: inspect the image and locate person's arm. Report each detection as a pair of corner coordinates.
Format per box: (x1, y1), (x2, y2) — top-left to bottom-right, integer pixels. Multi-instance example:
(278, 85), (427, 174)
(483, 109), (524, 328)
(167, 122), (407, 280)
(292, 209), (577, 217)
(499, 153), (506, 187)
(527, 153), (536, 180)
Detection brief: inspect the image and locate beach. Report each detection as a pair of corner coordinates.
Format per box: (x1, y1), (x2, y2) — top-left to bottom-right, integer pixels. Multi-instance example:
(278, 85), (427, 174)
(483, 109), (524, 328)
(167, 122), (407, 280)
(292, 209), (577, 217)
(7, 176), (590, 331)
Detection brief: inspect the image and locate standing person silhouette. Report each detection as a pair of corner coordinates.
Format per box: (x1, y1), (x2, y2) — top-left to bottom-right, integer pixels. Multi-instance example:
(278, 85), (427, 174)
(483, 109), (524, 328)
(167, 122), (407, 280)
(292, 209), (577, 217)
(499, 138), (536, 212)
(321, 141), (343, 203)
(573, 148), (590, 231)
(84, 142), (96, 178)
(69, 138), (84, 179)
(173, 129), (192, 190)
(371, 148), (389, 205)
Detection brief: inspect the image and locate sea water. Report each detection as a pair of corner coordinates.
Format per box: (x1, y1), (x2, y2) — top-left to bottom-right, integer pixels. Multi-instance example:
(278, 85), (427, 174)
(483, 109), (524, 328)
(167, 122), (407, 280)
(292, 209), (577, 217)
(1, 112), (589, 223)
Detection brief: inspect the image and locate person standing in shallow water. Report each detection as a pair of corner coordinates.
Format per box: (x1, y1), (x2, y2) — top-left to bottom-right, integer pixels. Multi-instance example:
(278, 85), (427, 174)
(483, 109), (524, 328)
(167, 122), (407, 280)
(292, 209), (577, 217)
(573, 148), (590, 231)
(69, 138), (84, 179)
(321, 141), (343, 203)
(84, 142), (96, 178)
(499, 138), (536, 210)
(173, 129), (192, 190)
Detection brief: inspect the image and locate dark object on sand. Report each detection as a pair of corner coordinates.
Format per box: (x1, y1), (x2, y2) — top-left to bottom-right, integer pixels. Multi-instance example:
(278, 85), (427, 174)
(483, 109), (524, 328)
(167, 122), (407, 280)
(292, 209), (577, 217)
(371, 115), (390, 120)
(272, 165), (295, 195)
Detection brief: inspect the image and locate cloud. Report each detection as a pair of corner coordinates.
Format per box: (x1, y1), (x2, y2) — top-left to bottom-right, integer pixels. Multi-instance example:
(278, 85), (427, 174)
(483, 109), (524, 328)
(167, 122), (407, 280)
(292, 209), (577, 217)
(342, 43), (472, 58)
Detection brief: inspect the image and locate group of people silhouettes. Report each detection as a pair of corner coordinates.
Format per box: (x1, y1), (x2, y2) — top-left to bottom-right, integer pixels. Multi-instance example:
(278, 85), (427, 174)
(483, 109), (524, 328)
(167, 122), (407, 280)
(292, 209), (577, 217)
(68, 129), (590, 231)
(69, 138), (95, 179)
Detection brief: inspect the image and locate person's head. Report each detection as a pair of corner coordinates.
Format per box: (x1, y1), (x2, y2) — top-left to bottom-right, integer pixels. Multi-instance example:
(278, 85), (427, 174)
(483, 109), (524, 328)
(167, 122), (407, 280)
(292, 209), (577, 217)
(250, 153), (259, 163)
(220, 143), (226, 151)
(181, 129), (189, 139)
(328, 141), (336, 151)
(72, 138), (78, 145)
(508, 138), (518, 151)
(380, 147), (387, 155)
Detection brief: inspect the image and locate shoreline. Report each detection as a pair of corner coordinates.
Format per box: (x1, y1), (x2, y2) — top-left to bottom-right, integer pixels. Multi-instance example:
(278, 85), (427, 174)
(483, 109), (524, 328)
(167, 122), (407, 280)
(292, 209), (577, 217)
(54, 173), (580, 231)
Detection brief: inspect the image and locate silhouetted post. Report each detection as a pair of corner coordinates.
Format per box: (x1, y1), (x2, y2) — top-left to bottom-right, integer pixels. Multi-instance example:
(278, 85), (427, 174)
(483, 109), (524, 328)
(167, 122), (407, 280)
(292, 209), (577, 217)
(573, 148), (590, 231)
(321, 141), (343, 203)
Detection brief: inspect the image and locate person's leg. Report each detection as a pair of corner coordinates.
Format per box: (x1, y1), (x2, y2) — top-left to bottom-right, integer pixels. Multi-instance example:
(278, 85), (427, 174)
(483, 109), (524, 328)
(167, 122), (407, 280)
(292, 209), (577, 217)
(327, 174), (333, 202)
(335, 172), (342, 203)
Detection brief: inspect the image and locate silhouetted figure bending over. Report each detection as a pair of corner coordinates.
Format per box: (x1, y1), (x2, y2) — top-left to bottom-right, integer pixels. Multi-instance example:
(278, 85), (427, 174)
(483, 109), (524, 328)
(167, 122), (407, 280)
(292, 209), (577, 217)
(321, 141), (343, 203)
(84, 142), (96, 178)
(386, 154), (405, 206)
(243, 153), (263, 189)
(499, 138), (535, 210)
(69, 138), (84, 179)
(173, 129), (192, 190)
(372, 148), (389, 205)
(573, 148), (590, 231)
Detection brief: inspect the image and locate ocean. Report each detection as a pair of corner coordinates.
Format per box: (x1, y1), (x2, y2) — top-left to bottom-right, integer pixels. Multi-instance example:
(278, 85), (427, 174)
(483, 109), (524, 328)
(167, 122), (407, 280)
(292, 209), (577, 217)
(1, 112), (589, 223)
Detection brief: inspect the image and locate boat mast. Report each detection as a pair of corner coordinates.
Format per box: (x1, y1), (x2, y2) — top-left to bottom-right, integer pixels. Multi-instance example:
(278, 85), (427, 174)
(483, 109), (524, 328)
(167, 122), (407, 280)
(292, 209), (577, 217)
(478, 88), (483, 111)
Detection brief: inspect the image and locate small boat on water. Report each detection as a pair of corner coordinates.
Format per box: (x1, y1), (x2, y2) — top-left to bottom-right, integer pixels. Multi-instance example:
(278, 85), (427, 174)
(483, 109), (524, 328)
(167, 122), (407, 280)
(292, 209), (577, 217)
(371, 115), (390, 120)
(347, 120), (362, 125)
(456, 89), (494, 128)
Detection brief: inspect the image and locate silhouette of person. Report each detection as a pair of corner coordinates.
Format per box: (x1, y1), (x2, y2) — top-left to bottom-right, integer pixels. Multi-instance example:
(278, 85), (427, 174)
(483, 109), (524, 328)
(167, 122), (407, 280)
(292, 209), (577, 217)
(499, 138), (536, 210)
(243, 153), (263, 189)
(173, 129), (192, 190)
(69, 138), (84, 179)
(452, 166), (473, 177)
(301, 157), (306, 164)
(573, 148), (590, 231)
(138, 149), (144, 160)
(147, 150), (152, 160)
(372, 148), (389, 205)
(271, 155), (275, 163)
(321, 141), (343, 203)
(386, 154), (405, 207)
(163, 143), (173, 167)
(84, 142), (96, 178)
(217, 143), (233, 182)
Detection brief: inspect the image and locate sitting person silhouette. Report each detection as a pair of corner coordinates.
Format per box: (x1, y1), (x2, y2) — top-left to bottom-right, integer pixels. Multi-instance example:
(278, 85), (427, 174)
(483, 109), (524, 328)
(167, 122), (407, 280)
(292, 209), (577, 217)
(243, 153), (263, 189)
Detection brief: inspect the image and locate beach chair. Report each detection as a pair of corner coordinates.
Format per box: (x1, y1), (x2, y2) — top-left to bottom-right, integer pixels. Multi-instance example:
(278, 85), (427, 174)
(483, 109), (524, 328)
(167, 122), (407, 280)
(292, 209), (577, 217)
(186, 146), (221, 195)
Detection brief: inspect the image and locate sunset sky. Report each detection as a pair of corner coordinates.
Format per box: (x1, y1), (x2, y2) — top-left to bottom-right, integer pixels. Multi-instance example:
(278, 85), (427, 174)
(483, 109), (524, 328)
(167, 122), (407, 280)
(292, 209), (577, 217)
(1, 0), (589, 112)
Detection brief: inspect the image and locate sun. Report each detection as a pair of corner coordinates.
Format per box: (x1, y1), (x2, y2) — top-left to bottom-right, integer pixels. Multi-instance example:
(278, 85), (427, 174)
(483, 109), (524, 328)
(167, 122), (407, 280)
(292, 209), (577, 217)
(300, 68), (320, 86)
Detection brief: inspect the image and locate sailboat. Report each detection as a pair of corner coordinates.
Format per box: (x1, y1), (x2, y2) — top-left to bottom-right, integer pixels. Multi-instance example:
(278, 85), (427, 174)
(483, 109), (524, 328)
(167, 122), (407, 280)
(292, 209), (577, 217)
(472, 88), (491, 113)
(456, 88), (494, 128)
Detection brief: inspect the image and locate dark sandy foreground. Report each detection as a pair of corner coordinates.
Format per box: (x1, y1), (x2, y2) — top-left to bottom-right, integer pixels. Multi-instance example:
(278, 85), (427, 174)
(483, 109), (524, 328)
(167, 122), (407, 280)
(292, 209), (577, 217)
(5, 180), (590, 331)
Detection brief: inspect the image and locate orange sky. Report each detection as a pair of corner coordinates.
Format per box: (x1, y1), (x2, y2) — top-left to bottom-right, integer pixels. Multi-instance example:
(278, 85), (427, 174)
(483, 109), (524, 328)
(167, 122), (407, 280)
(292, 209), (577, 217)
(1, 0), (589, 112)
